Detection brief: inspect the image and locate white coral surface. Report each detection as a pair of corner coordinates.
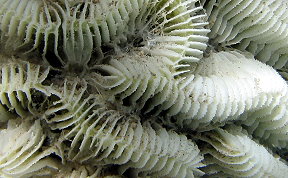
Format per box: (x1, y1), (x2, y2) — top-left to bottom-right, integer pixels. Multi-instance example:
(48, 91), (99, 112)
(0, 0), (288, 177)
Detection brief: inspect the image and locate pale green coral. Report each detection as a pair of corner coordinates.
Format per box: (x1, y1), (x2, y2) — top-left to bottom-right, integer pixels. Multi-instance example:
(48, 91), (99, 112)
(0, 0), (209, 73)
(0, 0), (288, 177)
(198, 126), (288, 177)
(0, 119), (59, 177)
(203, 0), (288, 69)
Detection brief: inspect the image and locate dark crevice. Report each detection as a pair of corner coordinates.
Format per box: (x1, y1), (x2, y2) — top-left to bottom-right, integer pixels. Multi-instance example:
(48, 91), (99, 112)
(142, 105), (161, 119)
(30, 89), (47, 109)
(42, 136), (53, 147)
(50, 128), (62, 134)
(44, 48), (63, 68)
(101, 44), (116, 56)
(43, 34), (64, 69)
(55, 108), (69, 116)
(43, 69), (63, 85)
(48, 153), (63, 162)
(275, 148), (288, 162)
(62, 139), (72, 148)
(122, 97), (131, 107)
(94, 68), (111, 76)
(88, 48), (104, 66)
(121, 167), (138, 178)
(131, 36), (145, 48)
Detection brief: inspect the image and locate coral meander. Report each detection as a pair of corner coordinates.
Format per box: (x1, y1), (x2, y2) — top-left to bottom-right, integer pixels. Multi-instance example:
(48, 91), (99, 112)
(0, 0), (288, 178)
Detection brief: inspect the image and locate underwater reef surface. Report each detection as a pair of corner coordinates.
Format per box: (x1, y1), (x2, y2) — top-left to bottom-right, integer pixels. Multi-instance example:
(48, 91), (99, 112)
(0, 0), (288, 177)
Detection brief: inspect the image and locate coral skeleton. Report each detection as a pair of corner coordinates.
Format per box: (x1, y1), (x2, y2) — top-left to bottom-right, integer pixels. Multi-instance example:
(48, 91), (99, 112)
(198, 126), (288, 177)
(0, 0), (288, 177)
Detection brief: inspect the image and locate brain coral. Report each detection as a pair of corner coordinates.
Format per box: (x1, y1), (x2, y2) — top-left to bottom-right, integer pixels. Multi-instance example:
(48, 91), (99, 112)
(0, 0), (288, 177)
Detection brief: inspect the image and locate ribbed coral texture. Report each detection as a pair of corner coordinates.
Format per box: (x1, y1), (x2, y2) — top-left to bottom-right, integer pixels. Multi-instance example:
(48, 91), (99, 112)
(0, 0), (288, 177)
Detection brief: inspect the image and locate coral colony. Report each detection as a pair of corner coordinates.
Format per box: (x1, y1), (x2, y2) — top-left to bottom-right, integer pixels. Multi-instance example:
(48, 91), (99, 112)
(0, 0), (288, 177)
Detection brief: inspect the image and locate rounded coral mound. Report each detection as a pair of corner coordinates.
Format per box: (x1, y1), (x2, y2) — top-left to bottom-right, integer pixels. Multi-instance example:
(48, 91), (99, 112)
(0, 0), (288, 177)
